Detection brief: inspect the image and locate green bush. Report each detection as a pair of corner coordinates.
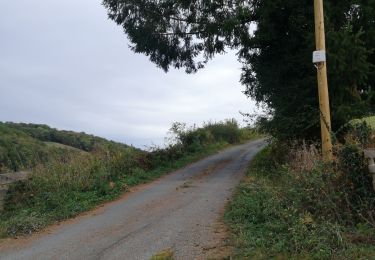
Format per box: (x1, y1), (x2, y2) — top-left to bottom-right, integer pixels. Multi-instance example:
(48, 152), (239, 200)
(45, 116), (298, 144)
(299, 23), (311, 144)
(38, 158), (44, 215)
(346, 121), (373, 147)
(170, 119), (252, 149)
(150, 119), (256, 164)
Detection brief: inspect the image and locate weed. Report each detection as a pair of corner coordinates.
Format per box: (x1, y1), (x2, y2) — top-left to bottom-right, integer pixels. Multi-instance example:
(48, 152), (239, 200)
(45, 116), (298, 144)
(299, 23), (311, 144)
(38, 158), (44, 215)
(180, 181), (193, 189)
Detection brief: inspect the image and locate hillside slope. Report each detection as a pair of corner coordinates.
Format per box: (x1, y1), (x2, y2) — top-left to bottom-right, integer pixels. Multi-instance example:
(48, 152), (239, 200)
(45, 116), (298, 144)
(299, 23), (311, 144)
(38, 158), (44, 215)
(0, 122), (136, 173)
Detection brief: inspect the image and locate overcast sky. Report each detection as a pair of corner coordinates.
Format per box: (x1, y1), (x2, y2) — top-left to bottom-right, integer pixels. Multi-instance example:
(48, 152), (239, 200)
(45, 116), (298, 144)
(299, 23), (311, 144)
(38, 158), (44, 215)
(0, 1), (257, 148)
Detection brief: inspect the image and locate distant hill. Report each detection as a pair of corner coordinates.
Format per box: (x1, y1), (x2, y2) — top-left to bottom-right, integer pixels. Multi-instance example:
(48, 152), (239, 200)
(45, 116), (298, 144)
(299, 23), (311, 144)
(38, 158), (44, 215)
(0, 122), (137, 173)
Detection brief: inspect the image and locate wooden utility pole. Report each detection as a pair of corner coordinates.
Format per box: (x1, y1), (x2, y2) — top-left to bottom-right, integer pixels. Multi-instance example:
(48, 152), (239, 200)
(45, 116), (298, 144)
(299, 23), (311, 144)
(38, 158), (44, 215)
(314, 0), (333, 161)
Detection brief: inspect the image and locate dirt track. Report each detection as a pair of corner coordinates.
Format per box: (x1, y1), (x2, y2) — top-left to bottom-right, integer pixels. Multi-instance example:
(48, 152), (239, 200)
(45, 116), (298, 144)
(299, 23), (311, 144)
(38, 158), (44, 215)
(0, 139), (265, 260)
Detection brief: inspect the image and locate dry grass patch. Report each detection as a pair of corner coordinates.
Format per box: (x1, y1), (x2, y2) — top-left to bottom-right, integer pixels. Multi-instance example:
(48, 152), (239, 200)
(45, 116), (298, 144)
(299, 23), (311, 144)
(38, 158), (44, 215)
(150, 248), (174, 260)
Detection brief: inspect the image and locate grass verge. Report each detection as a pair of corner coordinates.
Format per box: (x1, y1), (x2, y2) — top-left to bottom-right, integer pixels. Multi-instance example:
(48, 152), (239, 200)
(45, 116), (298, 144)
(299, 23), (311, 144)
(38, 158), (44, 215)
(225, 147), (375, 259)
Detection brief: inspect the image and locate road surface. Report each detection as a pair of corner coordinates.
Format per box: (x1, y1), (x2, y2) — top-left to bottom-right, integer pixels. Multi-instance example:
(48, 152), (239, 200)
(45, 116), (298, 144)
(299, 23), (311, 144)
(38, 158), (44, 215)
(0, 139), (265, 260)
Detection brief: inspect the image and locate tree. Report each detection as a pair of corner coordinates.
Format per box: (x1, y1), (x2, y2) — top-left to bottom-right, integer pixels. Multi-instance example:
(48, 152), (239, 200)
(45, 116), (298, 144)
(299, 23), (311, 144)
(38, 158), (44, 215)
(102, 0), (375, 140)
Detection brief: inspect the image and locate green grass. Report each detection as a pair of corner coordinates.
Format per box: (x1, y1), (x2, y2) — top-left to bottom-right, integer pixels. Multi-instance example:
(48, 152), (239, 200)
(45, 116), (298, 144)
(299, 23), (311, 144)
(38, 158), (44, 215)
(225, 147), (375, 259)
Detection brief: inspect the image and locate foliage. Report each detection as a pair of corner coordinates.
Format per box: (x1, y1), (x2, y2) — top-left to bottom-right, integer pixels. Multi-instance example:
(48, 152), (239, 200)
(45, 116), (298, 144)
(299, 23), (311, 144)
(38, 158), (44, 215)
(0, 123), (76, 173)
(149, 119), (258, 165)
(0, 120), (260, 237)
(246, 0), (375, 140)
(172, 119), (251, 148)
(225, 144), (375, 259)
(102, 0), (255, 73)
(102, 0), (375, 140)
(337, 144), (374, 218)
(366, 116), (375, 129)
(352, 116), (375, 130)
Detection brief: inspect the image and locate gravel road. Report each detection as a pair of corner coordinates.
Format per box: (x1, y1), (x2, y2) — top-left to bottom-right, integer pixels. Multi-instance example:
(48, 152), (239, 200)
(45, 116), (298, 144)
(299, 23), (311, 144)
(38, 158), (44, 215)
(0, 139), (265, 260)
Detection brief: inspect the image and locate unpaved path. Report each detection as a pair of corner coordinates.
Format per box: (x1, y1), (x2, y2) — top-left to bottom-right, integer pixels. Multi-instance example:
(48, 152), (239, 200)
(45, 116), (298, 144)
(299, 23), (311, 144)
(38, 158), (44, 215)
(0, 139), (265, 260)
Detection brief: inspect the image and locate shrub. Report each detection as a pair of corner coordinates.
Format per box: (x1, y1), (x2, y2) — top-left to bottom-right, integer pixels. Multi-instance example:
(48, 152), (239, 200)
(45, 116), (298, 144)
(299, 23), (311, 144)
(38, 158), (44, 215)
(344, 121), (373, 148)
(286, 144), (375, 226)
(150, 119), (256, 164)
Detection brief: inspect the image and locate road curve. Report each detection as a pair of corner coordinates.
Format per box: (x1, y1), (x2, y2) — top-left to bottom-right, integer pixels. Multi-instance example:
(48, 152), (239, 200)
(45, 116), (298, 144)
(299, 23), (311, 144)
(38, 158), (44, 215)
(0, 139), (265, 260)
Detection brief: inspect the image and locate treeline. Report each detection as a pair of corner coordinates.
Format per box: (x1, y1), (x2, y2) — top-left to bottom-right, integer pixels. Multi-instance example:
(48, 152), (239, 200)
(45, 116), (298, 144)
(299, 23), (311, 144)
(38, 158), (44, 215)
(4, 122), (130, 152)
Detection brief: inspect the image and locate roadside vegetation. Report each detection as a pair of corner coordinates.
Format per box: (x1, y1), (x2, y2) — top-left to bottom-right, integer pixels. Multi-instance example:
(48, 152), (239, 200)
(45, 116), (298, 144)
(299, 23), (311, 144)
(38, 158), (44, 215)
(226, 121), (375, 259)
(0, 120), (259, 238)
